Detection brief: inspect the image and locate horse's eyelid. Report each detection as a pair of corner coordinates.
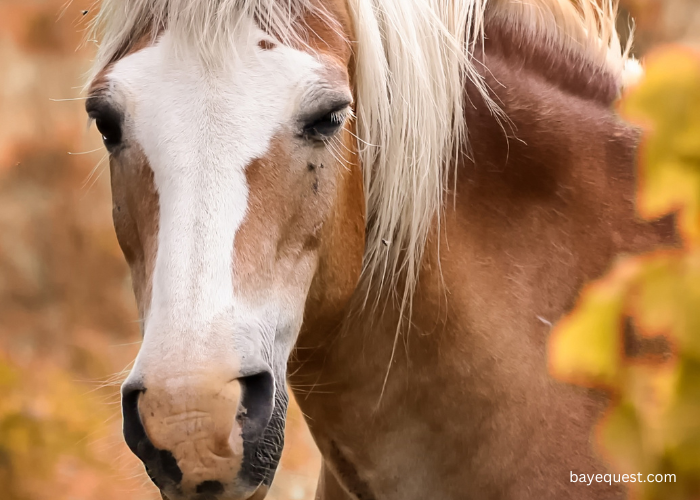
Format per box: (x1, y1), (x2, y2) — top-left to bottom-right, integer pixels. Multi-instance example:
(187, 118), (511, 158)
(306, 105), (350, 128)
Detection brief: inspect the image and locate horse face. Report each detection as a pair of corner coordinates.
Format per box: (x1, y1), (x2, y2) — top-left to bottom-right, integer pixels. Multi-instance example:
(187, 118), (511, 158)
(86, 16), (363, 500)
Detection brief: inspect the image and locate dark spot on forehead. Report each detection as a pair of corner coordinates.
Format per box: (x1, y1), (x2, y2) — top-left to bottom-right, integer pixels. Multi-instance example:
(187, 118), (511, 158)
(258, 39), (277, 51)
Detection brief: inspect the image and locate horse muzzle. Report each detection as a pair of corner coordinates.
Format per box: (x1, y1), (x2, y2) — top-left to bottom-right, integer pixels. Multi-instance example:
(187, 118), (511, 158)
(121, 367), (283, 500)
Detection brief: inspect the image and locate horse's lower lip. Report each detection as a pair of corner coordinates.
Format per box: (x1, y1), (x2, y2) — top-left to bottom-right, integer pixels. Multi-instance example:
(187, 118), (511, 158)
(245, 484), (269, 500)
(151, 454), (273, 500)
(160, 483), (266, 500)
(150, 414), (281, 500)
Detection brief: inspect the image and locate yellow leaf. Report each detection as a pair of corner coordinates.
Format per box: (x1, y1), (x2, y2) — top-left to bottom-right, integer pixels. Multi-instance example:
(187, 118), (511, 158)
(553, 47), (700, 500)
(629, 251), (700, 360)
(549, 260), (639, 387)
(621, 48), (700, 243)
(598, 402), (645, 473)
(665, 359), (700, 458)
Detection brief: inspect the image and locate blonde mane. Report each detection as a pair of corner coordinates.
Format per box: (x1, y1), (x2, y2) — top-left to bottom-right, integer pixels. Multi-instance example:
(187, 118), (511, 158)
(88, 0), (631, 312)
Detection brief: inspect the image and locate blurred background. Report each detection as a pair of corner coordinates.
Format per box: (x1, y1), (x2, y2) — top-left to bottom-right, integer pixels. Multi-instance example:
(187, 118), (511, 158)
(0, 1), (697, 499)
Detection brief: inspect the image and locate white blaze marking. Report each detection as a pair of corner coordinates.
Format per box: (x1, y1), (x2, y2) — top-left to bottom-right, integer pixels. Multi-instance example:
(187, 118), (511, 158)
(109, 19), (322, 371)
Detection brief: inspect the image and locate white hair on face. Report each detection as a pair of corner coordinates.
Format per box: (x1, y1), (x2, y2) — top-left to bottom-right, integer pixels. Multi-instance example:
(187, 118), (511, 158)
(88, 0), (630, 318)
(87, 0), (320, 75)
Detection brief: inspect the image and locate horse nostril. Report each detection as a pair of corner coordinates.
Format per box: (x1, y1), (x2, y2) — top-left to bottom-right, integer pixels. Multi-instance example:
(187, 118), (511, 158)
(121, 382), (146, 456)
(121, 382), (183, 488)
(238, 371), (275, 444)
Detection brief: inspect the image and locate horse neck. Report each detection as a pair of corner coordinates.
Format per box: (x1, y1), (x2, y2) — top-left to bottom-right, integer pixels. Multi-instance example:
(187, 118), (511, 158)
(290, 20), (676, 500)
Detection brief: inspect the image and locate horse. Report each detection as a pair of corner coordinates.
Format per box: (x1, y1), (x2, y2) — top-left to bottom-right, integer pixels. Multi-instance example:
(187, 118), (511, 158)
(83, 1), (674, 499)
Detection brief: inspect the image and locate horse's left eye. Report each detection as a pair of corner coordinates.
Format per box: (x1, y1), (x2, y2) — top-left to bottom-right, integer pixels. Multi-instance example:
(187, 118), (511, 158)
(302, 106), (349, 141)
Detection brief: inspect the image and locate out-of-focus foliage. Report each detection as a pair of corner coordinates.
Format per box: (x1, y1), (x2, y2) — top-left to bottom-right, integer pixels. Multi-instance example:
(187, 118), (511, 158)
(549, 48), (700, 500)
(0, 356), (107, 500)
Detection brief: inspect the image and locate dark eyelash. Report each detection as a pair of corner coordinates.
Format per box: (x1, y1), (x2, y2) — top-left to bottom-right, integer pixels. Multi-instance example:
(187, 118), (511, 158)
(303, 107), (349, 140)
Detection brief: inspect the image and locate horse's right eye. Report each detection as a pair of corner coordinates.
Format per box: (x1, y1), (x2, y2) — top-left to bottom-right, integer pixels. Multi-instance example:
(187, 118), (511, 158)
(95, 115), (122, 149)
(86, 98), (123, 151)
